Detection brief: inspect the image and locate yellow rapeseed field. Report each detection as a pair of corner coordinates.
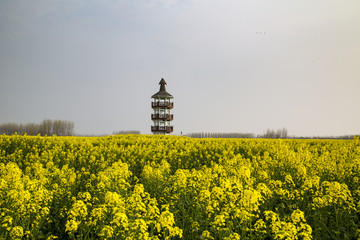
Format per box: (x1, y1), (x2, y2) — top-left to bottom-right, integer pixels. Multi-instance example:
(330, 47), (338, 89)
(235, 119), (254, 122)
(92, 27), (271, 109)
(1, 135), (359, 239)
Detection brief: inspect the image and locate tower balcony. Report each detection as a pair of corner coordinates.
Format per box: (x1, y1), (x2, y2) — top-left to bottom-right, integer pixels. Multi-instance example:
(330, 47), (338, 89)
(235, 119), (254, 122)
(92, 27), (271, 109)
(152, 102), (173, 109)
(151, 126), (173, 133)
(151, 114), (174, 121)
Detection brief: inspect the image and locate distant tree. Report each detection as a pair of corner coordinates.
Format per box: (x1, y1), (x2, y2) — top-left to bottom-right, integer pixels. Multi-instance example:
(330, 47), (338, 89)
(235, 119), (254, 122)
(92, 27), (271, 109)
(281, 128), (288, 138)
(65, 121), (75, 136)
(52, 120), (60, 135)
(40, 119), (53, 136)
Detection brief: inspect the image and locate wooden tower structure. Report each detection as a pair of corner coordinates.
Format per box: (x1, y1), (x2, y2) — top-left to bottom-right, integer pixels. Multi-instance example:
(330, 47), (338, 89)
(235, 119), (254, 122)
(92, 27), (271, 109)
(151, 78), (174, 134)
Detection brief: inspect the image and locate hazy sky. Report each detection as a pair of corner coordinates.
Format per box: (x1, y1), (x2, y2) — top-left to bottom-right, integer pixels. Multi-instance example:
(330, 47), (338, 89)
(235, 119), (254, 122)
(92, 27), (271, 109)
(1, 0), (359, 136)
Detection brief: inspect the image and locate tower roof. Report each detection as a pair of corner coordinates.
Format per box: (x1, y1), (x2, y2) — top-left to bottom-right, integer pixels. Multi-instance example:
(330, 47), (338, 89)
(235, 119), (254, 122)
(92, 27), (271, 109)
(152, 78), (173, 98)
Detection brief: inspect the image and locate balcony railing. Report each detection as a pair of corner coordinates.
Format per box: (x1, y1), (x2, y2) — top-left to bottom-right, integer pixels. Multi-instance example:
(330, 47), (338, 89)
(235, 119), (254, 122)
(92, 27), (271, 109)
(151, 126), (173, 133)
(152, 102), (174, 109)
(151, 114), (174, 121)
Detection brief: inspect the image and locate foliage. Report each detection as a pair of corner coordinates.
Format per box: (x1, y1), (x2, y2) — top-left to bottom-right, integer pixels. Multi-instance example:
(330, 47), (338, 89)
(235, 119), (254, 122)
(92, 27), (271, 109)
(1, 135), (360, 239)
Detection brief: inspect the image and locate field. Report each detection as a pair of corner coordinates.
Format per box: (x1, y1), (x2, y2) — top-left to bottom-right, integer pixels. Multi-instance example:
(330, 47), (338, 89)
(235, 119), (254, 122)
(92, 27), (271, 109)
(1, 135), (360, 239)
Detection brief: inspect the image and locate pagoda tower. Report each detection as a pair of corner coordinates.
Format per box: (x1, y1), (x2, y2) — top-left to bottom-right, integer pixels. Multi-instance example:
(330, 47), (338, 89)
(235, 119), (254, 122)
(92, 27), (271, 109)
(151, 78), (174, 134)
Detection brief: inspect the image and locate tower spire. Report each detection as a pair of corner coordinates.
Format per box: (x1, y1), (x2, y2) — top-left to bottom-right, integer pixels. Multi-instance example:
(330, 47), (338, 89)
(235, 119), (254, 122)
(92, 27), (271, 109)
(159, 78), (167, 92)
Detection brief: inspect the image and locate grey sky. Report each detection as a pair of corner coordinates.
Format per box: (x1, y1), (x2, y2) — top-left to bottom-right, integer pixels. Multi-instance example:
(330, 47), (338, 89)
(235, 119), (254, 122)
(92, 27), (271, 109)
(1, 0), (359, 136)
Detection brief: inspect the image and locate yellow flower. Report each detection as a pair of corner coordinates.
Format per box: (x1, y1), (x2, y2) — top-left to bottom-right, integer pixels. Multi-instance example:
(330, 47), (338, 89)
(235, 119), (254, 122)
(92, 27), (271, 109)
(10, 226), (24, 240)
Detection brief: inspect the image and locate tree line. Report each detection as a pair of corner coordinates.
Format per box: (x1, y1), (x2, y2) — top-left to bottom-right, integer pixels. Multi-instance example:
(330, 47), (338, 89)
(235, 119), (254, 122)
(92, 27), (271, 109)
(188, 128), (358, 140)
(187, 132), (255, 138)
(113, 130), (141, 135)
(187, 128), (288, 139)
(0, 119), (75, 136)
(291, 135), (359, 140)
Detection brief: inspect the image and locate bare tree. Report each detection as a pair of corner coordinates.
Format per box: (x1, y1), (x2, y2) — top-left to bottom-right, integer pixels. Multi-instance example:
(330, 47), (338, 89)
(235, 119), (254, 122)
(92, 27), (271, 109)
(40, 119), (53, 136)
(281, 128), (288, 139)
(66, 121), (75, 136)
